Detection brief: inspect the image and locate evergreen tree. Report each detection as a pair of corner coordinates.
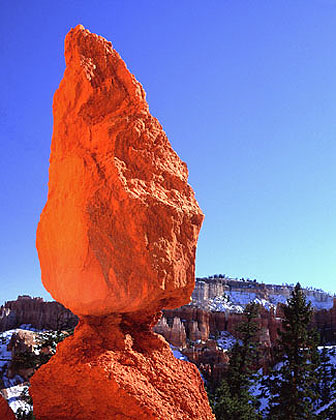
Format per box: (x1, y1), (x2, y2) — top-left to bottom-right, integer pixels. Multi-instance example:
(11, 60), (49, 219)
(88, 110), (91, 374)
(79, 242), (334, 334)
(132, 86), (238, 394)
(213, 379), (262, 420)
(213, 302), (262, 420)
(314, 346), (336, 419)
(264, 283), (320, 420)
(317, 346), (336, 408)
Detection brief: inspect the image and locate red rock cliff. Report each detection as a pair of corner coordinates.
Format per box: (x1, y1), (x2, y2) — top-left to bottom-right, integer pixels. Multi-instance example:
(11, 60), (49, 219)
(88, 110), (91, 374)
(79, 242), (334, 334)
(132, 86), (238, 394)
(30, 25), (213, 419)
(0, 296), (78, 332)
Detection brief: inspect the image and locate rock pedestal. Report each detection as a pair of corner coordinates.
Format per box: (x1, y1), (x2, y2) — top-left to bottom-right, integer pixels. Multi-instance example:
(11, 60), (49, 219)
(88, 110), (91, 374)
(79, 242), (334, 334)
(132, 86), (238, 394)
(30, 25), (213, 419)
(31, 316), (213, 419)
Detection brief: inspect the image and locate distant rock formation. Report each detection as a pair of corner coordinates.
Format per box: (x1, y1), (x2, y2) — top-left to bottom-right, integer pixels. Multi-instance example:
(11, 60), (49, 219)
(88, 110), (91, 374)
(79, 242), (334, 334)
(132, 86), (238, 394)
(312, 297), (336, 343)
(159, 304), (281, 382)
(2, 285), (335, 387)
(30, 25), (213, 420)
(192, 276), (334, 311)
(155, 278), (336, 382)
(0, 296), (78, 332)
(154, 316), (187, 348)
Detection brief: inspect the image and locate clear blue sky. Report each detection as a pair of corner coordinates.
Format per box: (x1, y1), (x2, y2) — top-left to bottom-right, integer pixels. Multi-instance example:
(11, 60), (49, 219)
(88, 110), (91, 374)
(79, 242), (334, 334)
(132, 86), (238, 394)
(1, 0), (336, 302)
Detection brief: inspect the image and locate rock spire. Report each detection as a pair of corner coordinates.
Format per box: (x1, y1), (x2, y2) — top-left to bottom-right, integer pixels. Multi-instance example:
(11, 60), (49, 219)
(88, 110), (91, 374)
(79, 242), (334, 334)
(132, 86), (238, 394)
(30, 25), (213, 419)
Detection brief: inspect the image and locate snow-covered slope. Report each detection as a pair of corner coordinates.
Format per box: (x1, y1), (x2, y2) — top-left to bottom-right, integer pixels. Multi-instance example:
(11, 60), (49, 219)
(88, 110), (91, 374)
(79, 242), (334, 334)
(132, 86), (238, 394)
(205, 288), (334, 313)
(251, 346), (336, 417)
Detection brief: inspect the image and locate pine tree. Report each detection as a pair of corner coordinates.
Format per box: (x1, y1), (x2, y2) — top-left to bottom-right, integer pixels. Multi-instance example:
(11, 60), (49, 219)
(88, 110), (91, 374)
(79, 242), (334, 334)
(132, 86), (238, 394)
(264, 283), (320, 420)
(317, 346), (336, 407)
(213, 302), (262, 420)
(314, 346), (336, 418)
(213, 379), (262, 420)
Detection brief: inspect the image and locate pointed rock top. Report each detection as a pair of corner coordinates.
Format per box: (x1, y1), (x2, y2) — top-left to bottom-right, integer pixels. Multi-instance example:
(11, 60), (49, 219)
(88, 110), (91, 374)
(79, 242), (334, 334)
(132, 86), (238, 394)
(37, 26), (204, 317)
(62, 24), (146, 116)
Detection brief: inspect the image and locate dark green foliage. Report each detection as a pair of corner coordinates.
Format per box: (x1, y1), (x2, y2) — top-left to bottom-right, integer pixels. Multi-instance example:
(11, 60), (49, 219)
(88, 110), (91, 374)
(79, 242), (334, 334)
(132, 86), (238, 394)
(227, 303), (261, 396)
(313, 346), (336, 419)
(213, 379), (262, 420)
(212, 302), (262, 420)
(316, 346), (336, 408)
(263, 283), (320, 420)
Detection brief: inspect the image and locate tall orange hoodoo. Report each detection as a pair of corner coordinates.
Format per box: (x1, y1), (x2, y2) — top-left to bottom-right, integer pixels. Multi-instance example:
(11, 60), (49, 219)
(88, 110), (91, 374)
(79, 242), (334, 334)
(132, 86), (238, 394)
(30, 25), (214, 419)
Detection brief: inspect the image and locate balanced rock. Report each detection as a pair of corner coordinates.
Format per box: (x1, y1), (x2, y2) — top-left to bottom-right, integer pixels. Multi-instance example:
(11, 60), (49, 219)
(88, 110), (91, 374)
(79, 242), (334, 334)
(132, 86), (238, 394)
(36, 24), (203, 318)
(31, 25), (213, 419)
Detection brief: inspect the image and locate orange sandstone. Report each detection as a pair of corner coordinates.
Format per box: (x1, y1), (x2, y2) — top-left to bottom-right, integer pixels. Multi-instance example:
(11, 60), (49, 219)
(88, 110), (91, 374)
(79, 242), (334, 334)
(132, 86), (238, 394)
(36, 25), (203, 318)
(31, 316), (214, 419)
(30, 25), (213, 419)
(0, 396), (15, 420)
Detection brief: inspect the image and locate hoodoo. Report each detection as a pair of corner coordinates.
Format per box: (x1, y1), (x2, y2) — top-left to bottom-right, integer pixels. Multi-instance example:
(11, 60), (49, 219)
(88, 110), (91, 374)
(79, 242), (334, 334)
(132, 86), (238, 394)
(30, 25), (214, 419)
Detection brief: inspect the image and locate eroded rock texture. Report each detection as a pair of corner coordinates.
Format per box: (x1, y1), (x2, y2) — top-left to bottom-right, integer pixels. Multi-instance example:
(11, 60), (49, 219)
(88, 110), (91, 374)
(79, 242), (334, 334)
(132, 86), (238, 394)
(36, 24), (203, 318)
(31, 25), (213, 419)
(31, 316), (213, 420)
(0, 396), (15, 420)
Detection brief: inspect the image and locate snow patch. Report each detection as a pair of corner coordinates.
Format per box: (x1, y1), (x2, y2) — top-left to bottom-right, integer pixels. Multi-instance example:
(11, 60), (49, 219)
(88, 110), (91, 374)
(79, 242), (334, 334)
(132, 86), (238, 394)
(216, 331), (237, 351)
(207, 290), (334, 314)
(169, 344), (188, 361)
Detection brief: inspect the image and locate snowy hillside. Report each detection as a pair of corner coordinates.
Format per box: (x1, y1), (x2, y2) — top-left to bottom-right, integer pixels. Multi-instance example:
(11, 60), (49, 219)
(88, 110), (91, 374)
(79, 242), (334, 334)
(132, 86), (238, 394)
(204, 287), (334, 313)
